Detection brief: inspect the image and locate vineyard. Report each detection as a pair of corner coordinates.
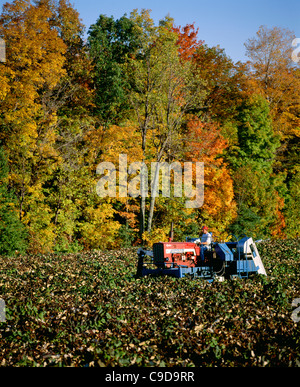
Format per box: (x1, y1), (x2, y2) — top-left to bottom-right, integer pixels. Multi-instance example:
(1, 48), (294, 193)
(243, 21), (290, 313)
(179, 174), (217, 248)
(0, 239), (299, 367)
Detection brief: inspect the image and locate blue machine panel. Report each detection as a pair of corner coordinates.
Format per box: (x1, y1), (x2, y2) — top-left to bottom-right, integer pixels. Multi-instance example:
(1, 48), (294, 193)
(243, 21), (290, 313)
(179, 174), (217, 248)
(215, 243), (234, 261)
(141, 265), (213, 280)
(236, 260), (258, 273)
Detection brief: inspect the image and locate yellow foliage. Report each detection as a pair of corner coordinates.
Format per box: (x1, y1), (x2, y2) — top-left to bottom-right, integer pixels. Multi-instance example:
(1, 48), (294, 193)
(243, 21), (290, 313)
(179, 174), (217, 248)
(80, 202), (121, 250)
(142, 228), (168, 248)
(24, 201), (56, 254)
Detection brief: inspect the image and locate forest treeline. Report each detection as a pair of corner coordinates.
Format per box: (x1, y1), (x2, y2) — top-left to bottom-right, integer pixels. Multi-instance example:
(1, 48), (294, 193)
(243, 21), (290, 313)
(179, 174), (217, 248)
(0, 0), (299, 255)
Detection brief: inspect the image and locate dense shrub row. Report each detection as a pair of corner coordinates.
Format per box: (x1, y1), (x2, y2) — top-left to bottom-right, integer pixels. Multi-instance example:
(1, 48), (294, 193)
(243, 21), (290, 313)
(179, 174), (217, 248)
(0, 239), (299, 366)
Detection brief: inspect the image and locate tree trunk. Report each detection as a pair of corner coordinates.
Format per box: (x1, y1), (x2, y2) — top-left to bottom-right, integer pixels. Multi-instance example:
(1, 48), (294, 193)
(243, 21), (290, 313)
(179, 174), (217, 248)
(140, 184), (146, 238)
(139, 135), (147, 239)
(147, 161), (160, 233)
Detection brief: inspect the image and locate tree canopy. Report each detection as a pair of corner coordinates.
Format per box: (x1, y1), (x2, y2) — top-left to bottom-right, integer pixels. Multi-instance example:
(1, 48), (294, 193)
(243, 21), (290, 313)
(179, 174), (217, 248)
(0, 2), (299, 253)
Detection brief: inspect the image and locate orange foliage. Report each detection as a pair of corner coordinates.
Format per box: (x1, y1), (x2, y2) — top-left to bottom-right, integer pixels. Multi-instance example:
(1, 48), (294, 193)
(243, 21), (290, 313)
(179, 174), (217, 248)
(186, 119), (228, 165)
(271, 193), (286, 238)
(185, 118), (237, 234)
(173, 23), (204, 61)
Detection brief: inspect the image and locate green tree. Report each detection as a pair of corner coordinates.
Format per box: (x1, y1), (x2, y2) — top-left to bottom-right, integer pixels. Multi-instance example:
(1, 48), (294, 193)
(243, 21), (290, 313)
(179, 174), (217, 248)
(228, 95), (282, 238)
(0, 147), (27, 255)
(284, 171), (300, 237)
(228, 95), (279, 168)
(88, 14), (139, 124)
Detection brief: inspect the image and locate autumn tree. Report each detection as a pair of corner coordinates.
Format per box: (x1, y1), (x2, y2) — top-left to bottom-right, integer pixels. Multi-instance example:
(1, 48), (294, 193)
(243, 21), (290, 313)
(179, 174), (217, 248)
(53, 0), (94, 115)
(244, 26), (300, 237)
(184, 118), (236, 236)
(192, 44), (253, 128)
(0, 0), (66, 252)
(123, 10), (206, 237)
(46, 0), (100, 252)
(245, 25), (296, 109)
(172, 24), (240, 237)
(245, 25), (300, 176)
(173, 23), (203, 62)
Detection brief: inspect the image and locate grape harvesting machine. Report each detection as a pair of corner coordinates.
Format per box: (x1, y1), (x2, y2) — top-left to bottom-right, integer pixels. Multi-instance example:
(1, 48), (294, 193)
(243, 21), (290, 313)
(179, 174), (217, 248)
(136, 230), (267, 282)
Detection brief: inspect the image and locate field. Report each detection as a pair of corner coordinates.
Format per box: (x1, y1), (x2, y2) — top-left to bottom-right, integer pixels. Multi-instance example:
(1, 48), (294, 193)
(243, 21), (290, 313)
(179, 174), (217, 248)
(0, 239), (299, 367)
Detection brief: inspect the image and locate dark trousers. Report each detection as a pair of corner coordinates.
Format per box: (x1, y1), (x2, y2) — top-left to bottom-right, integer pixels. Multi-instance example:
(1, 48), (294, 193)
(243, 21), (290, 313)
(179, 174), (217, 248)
(200, 246), (208, 261)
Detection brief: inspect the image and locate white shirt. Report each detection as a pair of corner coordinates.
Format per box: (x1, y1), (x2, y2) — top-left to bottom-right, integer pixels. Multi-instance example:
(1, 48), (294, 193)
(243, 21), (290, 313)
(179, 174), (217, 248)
(201, 232), (212, 250)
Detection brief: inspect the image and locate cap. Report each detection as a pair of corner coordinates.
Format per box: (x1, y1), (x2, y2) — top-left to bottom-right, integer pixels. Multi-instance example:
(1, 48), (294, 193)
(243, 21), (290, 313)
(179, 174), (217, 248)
(202, 225), (208, 230)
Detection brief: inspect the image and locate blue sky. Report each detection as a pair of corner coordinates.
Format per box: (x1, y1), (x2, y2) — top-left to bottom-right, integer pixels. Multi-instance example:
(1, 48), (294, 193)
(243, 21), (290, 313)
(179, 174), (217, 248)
(0, 0), (298, 62)
(71, 0), (300, 63)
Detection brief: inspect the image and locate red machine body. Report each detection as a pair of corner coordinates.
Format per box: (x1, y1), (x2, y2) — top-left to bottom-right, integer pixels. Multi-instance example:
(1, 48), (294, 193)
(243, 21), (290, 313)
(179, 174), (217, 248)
(153, 241), (201, 268)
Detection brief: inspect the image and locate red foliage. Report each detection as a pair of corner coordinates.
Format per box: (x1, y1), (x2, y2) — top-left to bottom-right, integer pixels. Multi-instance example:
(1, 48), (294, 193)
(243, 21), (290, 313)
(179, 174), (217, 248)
(172, 23), (204, 61)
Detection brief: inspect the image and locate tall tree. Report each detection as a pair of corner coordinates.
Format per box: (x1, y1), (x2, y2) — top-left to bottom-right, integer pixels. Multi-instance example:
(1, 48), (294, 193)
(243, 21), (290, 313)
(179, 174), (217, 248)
(244, 27), (300, 237)
(47, 0), (98, 251)
(88, 13), (139, 125)
(123, 10), (206, 236)
(193, 44), (252, 126)
(0, 0), (66, 252)
(54, 0), (94, 116)
(245, 25), (300, 177)
(245, 25), (296, 109)
(228, 95), (283, 238)
(185, 118), (236, 236)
